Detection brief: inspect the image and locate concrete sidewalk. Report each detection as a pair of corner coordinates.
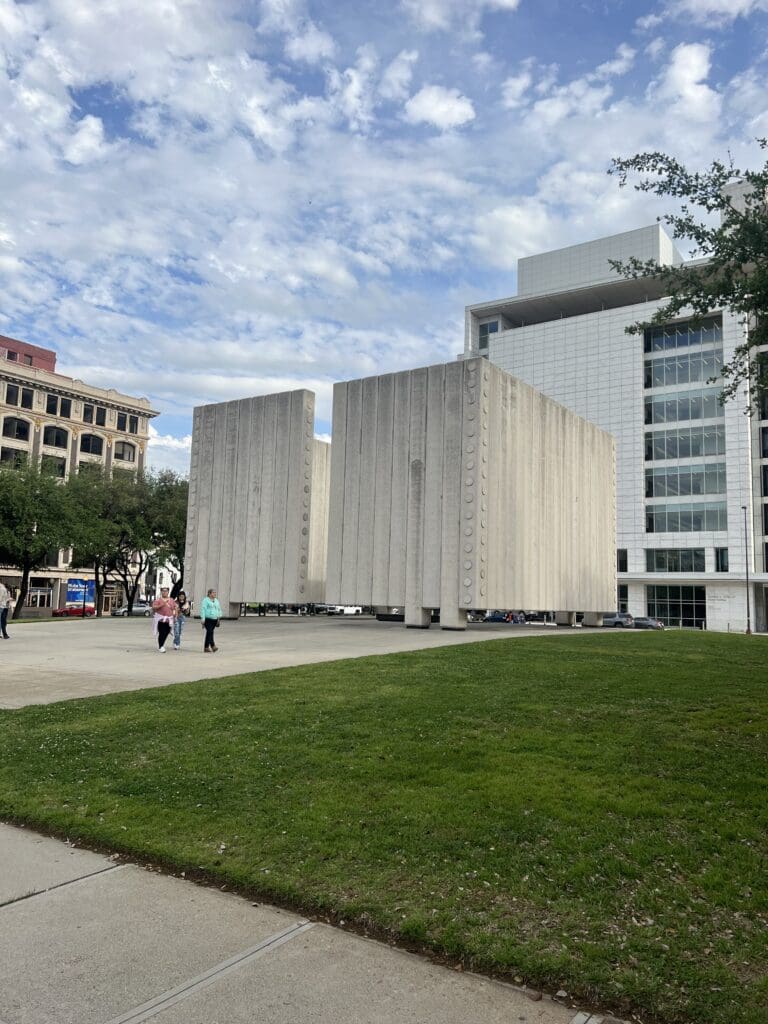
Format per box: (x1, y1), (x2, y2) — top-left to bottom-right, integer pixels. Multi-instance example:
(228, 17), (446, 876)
(0, 823), (620, 1024)
(0, 615), (582, 709)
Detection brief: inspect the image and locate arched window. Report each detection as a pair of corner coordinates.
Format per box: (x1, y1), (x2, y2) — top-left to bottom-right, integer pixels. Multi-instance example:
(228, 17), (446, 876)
(80, 433), (104, 456)
(43, 425), (69, 449)
(2, 417), (30, 442)
(114, 441), (136, 463)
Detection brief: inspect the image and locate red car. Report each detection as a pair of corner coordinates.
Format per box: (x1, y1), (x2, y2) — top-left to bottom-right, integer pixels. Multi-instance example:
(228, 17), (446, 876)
(52, 605), (96, 617)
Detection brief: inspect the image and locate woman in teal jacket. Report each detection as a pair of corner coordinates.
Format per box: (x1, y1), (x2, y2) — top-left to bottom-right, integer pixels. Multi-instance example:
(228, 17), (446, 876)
(200, 588), (222, 653)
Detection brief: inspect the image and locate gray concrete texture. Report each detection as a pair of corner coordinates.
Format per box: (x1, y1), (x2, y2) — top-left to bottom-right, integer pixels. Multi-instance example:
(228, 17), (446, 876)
(185, 390), (330, 615)
(0, 823), (613, 1024)
(0, 615), (586, 709)
(326, 359), (616, 627)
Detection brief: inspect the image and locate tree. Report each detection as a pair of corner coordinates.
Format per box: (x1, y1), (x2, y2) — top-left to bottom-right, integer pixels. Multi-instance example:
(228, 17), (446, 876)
(66, 466), (121, 617)
(0, 465), (76, 618)
(150, 470), (189, 597)
(608, 140), (768, 405)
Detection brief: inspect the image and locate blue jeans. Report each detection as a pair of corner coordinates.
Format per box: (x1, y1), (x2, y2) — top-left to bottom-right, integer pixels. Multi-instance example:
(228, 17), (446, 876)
(173, 616), (185, 647)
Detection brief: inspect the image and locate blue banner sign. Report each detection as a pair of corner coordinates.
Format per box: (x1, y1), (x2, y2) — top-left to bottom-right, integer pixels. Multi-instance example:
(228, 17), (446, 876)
(66, 579), (96, 604)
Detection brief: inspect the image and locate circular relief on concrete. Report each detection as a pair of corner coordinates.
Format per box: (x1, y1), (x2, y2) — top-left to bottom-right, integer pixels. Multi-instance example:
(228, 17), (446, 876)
(482, 420), (488, 429)
(303, 512), (309, 520)
(467, 412), (475, 420)
(304, 484), (310, 492)
(302, 527), (308, 535)
(465, 477), (474, 486)
(481, 551), (487, 562)
(301, 555), (307, 563)
(480, 586), (486, 596)
(464, 494), (473, 502)
(480, 569), (486, 579)
(466, 444), (475, 453)
(463, 577), (472, 588)
(480, 534), (486, 545)
(466, 459), (475, 469)
(464, 511), (473, 519)
(467, 429), (475, 437)
(464, 527), (473, 536)
(464, 561), (472, 570)
(482, 486), (487, 495)
(299, 585), (305, 593)
(464, 544), (473, 552)
(464, 593), (472, 604)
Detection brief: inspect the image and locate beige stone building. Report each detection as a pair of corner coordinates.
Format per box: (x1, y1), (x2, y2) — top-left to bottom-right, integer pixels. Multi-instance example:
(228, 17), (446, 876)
(0, 333), (159, 612)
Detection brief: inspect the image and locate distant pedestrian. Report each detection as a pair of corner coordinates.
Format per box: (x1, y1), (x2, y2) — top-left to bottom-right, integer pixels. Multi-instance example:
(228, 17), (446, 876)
(0, 581), (11, 639)
(152, 586), (177, 653)
(200, 588), (222, 653)
(173, 591), (191, 650)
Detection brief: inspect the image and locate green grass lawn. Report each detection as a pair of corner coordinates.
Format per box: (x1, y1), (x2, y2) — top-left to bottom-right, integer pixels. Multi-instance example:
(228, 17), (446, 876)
(0, 631), (766, 1024)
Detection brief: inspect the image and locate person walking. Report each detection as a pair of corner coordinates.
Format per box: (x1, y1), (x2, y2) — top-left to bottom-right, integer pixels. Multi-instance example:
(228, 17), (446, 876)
(173, 591), (191, 650)
(200, 588), (222, 653)
(0, 581), (11, 639)
(152, 586), (177, 653)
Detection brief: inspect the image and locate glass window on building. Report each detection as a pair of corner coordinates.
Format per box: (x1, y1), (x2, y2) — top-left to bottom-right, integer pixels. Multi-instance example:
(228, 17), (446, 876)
(644, 316), (722, 353)
(714, 547), (729, 572)
(617, 584), (628, 612)
(80, 433), (104, 457)
(129, 415), (139, 434)
(83, 403), (94, 424)
(645, 548), (705, 572)
(43, 425), (68, 449)
(95, 406), (106, 427)
(764, 503), (768, 536)
(478, 321), (499, 350)
(762, 426), (768, 459)
(114, 441), (136, 463)
(644, 425), (726, 461)
(41, 454), (67, 478)
(2, 416), (30, 442)
(60, 398), (71, 418)
(763, 464), (768, 497)
(0, 446), (27, 468)
(617, 548), (627, 573)
(644, 387), (723, 425)
(645, 463), (726, 498)
(117, 412), (127, 431)
(647, 584), (706, 628)
(645, 501), (727, 533)
(6, 385), (33, 409)
(46, 394), (57, 415)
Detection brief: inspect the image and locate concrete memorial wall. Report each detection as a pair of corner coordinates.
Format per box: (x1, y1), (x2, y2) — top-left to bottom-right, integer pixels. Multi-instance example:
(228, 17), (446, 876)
(325, 358), (616, 629)
(185, 390), (330, 617)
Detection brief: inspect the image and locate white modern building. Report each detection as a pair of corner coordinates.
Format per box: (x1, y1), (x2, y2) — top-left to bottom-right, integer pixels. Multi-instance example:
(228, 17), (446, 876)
(464, 224), (767, 632)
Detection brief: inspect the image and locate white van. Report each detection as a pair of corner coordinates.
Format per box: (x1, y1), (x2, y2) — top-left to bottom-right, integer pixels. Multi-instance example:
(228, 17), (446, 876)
(329, 605), (363, 615)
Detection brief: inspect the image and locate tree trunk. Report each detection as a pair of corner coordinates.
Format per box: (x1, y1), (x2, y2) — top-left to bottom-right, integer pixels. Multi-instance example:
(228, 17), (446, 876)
(12, 560), (31, 620)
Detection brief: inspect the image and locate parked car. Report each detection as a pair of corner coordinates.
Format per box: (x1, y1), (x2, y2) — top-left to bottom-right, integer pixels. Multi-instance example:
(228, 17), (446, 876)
(111, 601), (153, 617)
(484, 610), (512, 622)
(52, 604), (95, 617)
(328, 605), (363, 615)
(633, 616), (665, 630)
(602, 612), (634, 628)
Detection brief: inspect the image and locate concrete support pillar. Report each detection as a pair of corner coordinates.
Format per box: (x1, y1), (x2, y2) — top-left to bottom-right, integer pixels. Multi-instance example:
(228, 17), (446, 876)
(227, 601), (241, 619)
(555, 610), (576, 627)
(406, 606), (431, 628)
(583, 612), (604, 627)
(439, 605), (466, 630)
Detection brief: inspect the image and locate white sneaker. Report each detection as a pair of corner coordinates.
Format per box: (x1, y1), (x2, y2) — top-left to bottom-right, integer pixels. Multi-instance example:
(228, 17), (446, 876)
(159, 646), (166, 653)
(173, 644), (180, 650)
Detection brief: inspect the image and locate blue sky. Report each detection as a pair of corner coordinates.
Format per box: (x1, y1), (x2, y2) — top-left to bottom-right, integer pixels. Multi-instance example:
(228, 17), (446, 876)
(1, 0), (767, 473)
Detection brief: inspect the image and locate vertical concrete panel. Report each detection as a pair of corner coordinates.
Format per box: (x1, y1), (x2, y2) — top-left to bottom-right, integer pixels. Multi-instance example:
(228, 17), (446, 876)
(405, 368), (429, 626)
(190, 405), (217, 604)
(207, 402), (230, 597)
(440, 362), (465, 628)
(422, 364), (445, 609)
(294, 392), (316, 604)
(340, 378), (363, 602)
(216, 401), (241, 608)
(242, 397), (265, 600)
(458, 360), (483, 610)
(229, 400), (252, 602)
(307, 439), (330, 602)
(184, 406), (203, 605)
(387, 372), (411, 606)
(281, 391), (307, 601)
(325, 382), (347, 604)
(370, 374), (394, 607)
(355, 377), (378, 605)
(269, 392), (292, 599)
(255, 394), (278, 602)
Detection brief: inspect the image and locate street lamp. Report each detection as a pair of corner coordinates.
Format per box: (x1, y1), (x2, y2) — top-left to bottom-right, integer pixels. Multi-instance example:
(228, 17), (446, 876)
(741, 504), (752, 635)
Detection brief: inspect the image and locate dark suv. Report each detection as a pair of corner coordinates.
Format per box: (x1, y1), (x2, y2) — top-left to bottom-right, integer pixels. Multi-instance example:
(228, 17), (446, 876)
(602, 612), (634, 628)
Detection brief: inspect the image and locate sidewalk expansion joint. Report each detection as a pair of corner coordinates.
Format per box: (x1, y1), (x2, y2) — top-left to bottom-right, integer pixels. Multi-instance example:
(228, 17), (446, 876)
(0, 863), (125, 910)
(103, 919), (314, 1024)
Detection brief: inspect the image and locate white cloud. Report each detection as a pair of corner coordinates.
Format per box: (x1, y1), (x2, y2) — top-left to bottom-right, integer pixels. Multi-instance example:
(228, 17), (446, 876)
(595, 44), (636, 79)
(665, 0), (768, 24)
(327, 46), (379, 132)
(147, 426), (192, 476)
(400, 0), (520, 32)
(379, 50), (419, 101)
(655, 42), (721, 124)
(404, 84), (475, 129)
(63, 115), (110, 165)
(285, 22), (337, 64)
(501, 69), (532, 108)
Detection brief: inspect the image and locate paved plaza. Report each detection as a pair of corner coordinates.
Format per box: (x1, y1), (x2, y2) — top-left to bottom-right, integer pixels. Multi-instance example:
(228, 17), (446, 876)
(0, 613), (573, 709)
